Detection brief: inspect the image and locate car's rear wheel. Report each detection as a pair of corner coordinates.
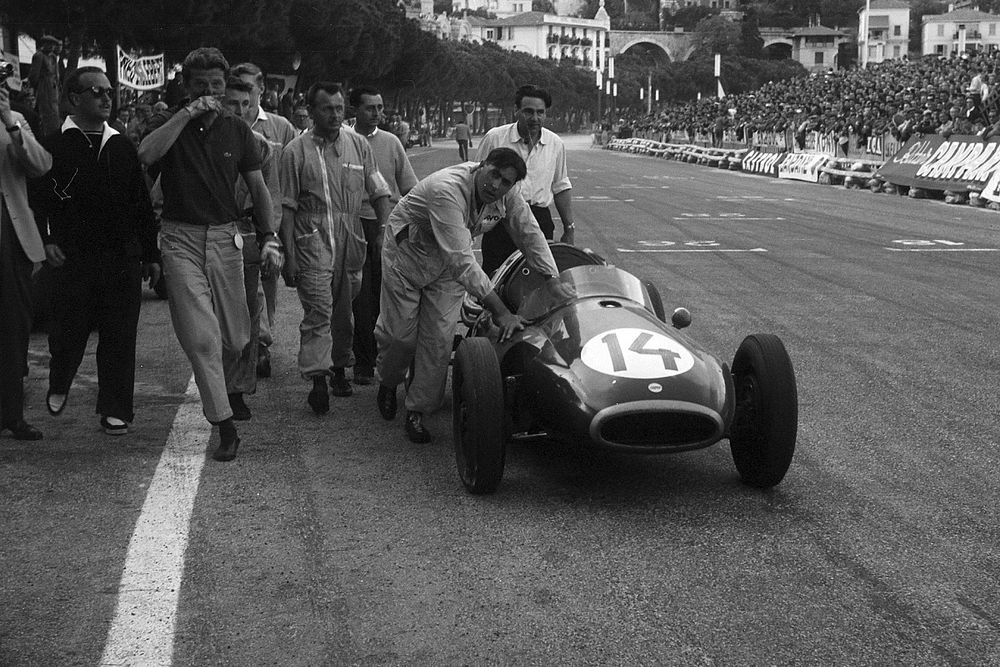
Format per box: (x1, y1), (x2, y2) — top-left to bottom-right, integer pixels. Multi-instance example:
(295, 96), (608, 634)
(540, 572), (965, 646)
(729, 334), (797, 488)
(453, 337), (506, 494)
(643, 280), (666, 322)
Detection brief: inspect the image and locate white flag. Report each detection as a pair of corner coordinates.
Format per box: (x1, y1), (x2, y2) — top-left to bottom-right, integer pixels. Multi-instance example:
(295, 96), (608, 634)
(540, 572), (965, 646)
(717, 79), (726, 99)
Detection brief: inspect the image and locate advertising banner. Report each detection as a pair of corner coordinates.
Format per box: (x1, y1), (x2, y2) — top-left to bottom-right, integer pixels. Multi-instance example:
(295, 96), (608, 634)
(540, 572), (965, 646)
(878, 134), (1000, 192)
(777, 153), (829, 182)
(741, 150), (786, 177)
(117, 46), (165, 90)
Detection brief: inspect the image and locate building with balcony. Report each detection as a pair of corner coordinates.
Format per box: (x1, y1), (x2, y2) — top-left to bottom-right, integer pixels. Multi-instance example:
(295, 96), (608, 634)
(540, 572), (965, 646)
(467, 11), (610, 70)
(858, 0), (910, 64)
(922, 8), (1000, 56)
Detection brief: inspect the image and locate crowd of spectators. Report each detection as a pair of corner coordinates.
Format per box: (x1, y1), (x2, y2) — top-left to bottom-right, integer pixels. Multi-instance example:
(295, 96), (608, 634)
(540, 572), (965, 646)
(618, 51), (1000, 149)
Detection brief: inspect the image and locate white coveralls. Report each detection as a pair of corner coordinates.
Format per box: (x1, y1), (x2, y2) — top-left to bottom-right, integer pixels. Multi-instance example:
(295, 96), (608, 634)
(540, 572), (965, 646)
(280, 129), (391, 377)
(375, 162), (559, 415)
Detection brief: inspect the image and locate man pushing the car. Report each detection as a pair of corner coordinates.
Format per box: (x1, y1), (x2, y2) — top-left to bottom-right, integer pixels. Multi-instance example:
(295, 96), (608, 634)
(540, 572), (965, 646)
(374, 147), (573, 444)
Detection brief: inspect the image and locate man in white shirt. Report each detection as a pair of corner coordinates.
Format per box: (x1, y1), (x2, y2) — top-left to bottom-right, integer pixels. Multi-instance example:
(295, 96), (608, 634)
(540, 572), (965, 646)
(476, 84), (576, 275)
(232, 62), (296, 378)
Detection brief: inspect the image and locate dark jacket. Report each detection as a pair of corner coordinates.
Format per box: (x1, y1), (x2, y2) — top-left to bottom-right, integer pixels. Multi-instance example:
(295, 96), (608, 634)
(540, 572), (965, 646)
(37, 119), (158, 264)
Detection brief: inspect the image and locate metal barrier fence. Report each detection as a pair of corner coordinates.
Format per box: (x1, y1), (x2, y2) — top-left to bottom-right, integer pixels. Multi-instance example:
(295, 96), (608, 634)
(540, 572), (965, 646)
(628, 128), (903, 161)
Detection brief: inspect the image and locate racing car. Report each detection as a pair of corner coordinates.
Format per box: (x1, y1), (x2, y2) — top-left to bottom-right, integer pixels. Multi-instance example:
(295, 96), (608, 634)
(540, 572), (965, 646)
(453, 244), (797, 494)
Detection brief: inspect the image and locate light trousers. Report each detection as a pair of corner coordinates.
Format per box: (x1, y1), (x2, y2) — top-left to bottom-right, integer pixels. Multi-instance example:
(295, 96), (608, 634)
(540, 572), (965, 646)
(159, 220), (249, 423)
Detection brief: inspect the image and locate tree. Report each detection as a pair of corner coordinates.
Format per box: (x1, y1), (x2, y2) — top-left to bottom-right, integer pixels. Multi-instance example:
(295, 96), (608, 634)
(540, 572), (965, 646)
(739, 9), (764, 58)
(532, 0), (556, 12)
(664, 6), (717, 31)
(692, 15), (742, 57)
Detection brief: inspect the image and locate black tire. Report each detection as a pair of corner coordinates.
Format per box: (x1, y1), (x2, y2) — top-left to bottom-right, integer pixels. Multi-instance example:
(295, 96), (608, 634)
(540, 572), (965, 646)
(643, 280), (666, 322)
(452, 337), (506, 494)
(153, 274), (168, 300)
(729, 334), (797, 489)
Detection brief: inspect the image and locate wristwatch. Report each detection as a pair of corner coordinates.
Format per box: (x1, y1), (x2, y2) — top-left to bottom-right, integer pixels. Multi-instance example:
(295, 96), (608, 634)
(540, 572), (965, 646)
(5, 121), (21, 133)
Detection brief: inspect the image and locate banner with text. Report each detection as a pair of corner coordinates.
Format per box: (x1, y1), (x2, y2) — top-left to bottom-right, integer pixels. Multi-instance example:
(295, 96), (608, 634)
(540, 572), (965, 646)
(741, 150), (787, 177)
(117, 46), (165, 90)
(878, 134), (1000, 191)
(777, 153), (829, 182)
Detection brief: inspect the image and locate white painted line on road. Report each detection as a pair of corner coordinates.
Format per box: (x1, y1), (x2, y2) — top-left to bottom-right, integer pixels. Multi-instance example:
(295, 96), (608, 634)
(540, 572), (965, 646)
(100, 376), (208, 667)
(672, 217), (785, 221)
(617, 248), (768, 253)
(885, 247), (1000, 252)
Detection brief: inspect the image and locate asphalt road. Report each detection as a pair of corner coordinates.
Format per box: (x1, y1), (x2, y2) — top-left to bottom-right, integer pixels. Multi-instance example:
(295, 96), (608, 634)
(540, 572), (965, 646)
(2, 136), (999, 666)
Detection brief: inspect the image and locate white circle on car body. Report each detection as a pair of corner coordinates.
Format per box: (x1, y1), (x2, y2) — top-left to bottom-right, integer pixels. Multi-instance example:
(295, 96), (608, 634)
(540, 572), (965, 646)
(580, 328), (695, 379)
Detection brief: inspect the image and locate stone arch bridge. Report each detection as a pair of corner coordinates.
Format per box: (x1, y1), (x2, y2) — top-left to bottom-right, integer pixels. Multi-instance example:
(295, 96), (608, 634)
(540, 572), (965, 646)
(608, 30), (696, 62)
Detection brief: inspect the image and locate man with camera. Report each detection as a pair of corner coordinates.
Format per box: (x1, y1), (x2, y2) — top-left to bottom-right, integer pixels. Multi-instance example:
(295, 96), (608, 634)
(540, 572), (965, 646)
(0, 58), (52, 440)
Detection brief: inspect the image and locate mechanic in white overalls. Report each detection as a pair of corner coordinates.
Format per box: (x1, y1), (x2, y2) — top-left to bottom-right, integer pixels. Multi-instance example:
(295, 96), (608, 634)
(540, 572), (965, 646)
(375, 147), (572, 443)
(280, 82), (392, 415)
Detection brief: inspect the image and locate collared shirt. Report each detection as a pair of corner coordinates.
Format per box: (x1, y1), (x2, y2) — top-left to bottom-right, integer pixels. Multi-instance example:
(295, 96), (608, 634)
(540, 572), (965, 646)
(280, 128), (391, 250)
(386, 162), (558, 300)
(146, 108), (261, 226)
(475, 122), (571, 208)
(251, 106), (297, 148)
(356, 127), (417, 220)
(234, 129), (281, 234)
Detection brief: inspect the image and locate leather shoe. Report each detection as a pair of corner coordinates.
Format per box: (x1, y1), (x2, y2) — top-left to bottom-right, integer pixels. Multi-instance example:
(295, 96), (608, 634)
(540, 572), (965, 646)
(353, 367), (374, 385)
(329, 369), (353, 397)
(3, 420), (43, 441)
(228, 392), (252, 421)
(308, 376), (329, 415)
(377, 384), (397, 420)
(256, 345), (272, 378)
(212, 433), (240, 462)
(100, 416), (129, 436)
(46, 389), (68, 416)
(405, 411), (432, 444)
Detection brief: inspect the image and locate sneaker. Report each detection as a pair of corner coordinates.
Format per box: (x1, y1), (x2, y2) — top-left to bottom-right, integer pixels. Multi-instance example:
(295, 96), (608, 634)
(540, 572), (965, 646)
(308, 376), (329, 415)
(353, 367), (375, 385)
(404, 411), (432, 444)
(377, 384), (397, 420)
(228, 393), (251, 421)
(329, 368), (353, 397)
(101, 416), (129, 436)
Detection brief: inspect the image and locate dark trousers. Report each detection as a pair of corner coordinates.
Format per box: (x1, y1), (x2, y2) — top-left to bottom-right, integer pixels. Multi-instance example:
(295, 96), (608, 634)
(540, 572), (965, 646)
(48, 250), (142, 422)
(480, 204), (554, 276)
(352, 217), (381, 374)
(0, 206), (34, 427)
(457, 140), (469, 162)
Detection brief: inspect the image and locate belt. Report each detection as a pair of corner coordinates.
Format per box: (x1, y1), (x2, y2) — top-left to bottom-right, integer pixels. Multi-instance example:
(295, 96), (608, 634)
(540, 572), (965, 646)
(527, 202), (548, 209)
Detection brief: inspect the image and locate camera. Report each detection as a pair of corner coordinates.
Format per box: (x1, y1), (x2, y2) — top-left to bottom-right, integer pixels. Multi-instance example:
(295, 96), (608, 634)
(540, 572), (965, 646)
(0, 61), (21, 92)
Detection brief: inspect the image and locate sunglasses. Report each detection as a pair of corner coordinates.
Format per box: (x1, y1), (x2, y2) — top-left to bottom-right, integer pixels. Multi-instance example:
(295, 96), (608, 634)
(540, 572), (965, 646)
(76, 86), (114, 98)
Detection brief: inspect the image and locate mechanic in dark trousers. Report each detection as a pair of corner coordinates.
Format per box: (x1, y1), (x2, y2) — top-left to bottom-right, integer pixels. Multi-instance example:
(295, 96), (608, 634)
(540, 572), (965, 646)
(375, 148), (572, 444)
(476, 84), (576, 275)
(0, 66), (51, 440)
(38, 66), (161, 436)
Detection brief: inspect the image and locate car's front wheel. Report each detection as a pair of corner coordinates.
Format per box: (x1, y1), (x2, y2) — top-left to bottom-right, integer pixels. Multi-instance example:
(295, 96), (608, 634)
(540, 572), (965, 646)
(453, 337), (506, 494)
(729, 334), (797, 488)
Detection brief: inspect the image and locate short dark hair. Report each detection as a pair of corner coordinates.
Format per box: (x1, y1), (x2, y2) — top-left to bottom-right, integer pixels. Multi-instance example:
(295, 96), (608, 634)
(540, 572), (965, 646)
(181, 47), (229, 83)
(63, 66), (106, 96)
(231, 62), (263, 88)
(483, 147), (527, 182)
(225, 77), (254, 94)
(306, 81), (343, 107)
(349, 85), (381, 109)
(515, 84), (551, 109)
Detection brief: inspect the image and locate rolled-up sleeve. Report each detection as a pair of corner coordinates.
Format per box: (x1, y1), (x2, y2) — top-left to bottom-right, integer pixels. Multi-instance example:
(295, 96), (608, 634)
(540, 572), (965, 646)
(279, 140), (301, 212)
(550, 142), (571, 196)
(427, 189), (492, 298)
(362, 142), (392, 201)
(504, 193), (558, 277)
